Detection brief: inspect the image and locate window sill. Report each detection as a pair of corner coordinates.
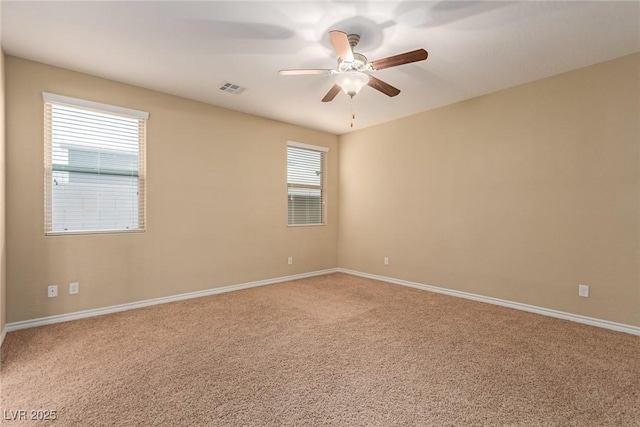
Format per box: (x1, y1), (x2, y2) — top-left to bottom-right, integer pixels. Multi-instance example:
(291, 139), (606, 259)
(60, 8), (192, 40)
(46, 229), (146, 236)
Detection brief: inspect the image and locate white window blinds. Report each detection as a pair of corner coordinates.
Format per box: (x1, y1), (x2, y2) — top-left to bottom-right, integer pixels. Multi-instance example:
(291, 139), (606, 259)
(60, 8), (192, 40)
(287, 142), (328, 226)
(43, 93), (149, 235)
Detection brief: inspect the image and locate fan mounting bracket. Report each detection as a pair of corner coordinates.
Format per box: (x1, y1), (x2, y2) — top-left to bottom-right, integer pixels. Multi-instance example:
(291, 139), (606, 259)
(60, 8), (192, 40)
(347, 34), (361, 48)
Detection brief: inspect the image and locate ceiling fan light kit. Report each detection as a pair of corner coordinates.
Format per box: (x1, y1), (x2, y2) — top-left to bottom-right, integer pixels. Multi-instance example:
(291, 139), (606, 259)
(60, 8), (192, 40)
(279, 30), (428, 103)
(335, 71), (370, 98)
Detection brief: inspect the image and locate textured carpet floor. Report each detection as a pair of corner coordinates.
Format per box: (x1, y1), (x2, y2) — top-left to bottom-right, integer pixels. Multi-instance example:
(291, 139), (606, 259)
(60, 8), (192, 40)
(1, 273), (639, 426)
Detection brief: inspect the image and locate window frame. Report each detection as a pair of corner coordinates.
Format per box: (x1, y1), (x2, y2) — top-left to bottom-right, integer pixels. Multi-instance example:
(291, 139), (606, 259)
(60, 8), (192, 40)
(287, 141), (328, 227)
(43, 92), (149, 236)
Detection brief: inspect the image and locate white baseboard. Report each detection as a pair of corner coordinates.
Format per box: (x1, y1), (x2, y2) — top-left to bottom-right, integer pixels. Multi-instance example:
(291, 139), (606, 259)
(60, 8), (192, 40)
(0, 325), (6, 347)
(338, 268), (640, 336)
(6, 268), (338, 333)
(7, 267), (638, 337)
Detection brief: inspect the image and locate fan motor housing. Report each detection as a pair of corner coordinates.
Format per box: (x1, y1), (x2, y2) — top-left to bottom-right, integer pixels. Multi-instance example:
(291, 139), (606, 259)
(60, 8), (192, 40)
(338, 52), (368, 72)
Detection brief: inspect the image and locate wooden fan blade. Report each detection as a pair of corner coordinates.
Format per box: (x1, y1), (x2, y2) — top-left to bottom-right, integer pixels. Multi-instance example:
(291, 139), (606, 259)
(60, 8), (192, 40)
(329, 30), (354, 62)
(279, 69), (333, 75)
(321, 84), (342, 102)
(370, 49), (428, 70)
(367, 76), (401, 97)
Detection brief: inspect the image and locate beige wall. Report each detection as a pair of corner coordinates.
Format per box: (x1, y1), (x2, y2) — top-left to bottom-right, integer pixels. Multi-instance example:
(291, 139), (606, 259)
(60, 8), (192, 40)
(339, 53), (640, 327)
(0, 49), (6, 335)
(5, 53), (639, 328)
(6, 57), (338, 323)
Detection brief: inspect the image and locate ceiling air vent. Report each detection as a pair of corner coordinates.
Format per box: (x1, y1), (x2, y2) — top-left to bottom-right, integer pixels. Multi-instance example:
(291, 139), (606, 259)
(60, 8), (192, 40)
(219, 82), (245, 94)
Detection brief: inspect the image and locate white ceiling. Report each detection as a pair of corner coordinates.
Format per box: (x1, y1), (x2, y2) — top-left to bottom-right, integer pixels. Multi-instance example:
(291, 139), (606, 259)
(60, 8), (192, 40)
(1, 1), (639, 135)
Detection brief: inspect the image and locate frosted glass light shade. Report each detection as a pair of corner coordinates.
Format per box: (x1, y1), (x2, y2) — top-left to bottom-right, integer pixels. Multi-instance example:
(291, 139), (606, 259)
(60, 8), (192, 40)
(335, 71), (369, 98)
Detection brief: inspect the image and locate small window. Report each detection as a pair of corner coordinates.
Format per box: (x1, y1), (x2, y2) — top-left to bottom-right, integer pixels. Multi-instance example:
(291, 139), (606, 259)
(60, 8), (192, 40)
(43, 93), (149, 235)
(287, 141), (328, 226)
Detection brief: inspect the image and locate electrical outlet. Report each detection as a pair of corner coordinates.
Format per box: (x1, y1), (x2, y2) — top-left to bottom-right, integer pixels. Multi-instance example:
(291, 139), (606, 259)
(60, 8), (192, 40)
(48, 285), (58, 298)
(384, 257), (389, 265)
(69, 282), (79, 295)
(288, 256), (293, 265)
(578, 284), (589, 298)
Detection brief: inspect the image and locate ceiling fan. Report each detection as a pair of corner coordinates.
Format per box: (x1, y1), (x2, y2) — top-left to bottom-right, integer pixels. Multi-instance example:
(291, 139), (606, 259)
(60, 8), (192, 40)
(279, 30), (428, 102)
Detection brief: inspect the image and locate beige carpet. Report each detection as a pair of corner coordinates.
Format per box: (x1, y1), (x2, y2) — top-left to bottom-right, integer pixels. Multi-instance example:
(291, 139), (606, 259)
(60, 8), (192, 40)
(1, 273), (639, 426)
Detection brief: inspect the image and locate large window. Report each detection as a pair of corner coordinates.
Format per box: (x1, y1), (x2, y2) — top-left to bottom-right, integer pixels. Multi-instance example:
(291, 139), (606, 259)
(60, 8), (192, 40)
(287, 141), (328, 226)
(43, 93), (149, 235)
